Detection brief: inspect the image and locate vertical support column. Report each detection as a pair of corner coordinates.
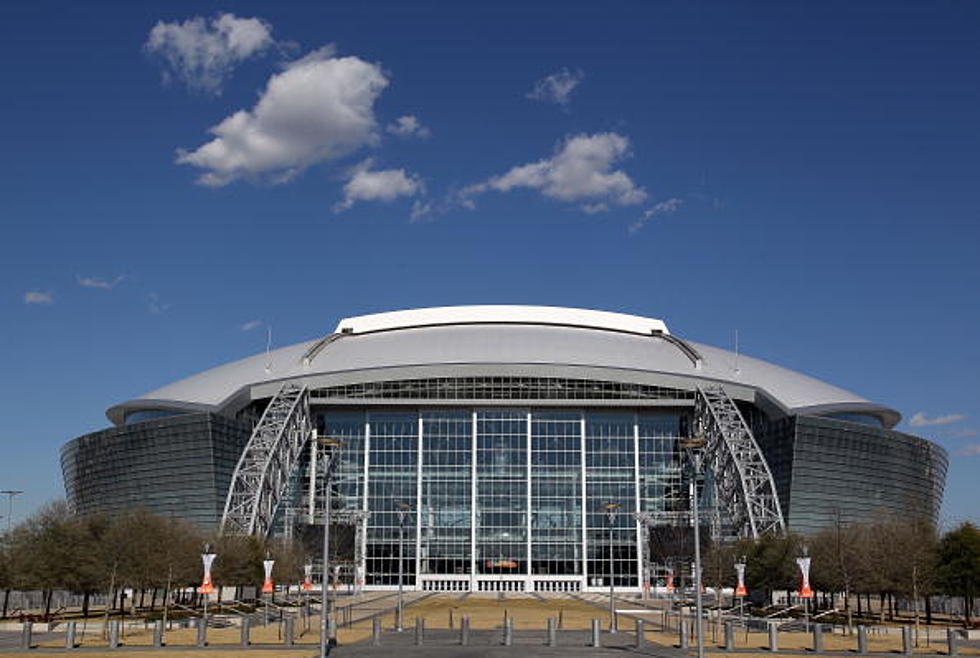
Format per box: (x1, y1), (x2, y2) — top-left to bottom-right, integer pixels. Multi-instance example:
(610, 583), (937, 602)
(580, 412), (588, 591)
(633, 414), (643, 589)
(308, 437), (318, 519)
(361, 416), (371, 589)
(415, 414), (423, 591)
(470, 410), (478, 591)
(526, 410), (533, 588)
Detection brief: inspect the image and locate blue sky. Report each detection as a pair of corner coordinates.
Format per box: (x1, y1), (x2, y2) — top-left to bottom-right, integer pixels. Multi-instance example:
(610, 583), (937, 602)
(1, 0), (977, 527)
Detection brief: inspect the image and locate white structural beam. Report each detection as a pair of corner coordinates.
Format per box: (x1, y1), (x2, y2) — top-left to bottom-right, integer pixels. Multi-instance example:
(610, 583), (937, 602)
(221, 384), (312, 536)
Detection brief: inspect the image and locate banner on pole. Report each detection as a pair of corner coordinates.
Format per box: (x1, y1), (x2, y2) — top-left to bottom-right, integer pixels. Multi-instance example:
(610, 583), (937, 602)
(666, 569), (675, 593)
(796, 556), (813, 599)
(302, 564), (313, 592)
(198, 552), (216, 594)
(262, 559), (275, 594)
(735, 563), (747, 598)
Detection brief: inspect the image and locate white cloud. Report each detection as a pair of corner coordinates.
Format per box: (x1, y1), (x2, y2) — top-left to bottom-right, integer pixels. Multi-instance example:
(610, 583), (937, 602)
(147, 293), (171, 315)
(386, 115), (430, 139)
(909, 412), (966, 427)
(629, 198), (684, 234)
(145, 13), (275, 94)
(177, 46), (388, 186)
(462, 133), (647, 212)
(333, 160), (423, 212)
(954, 444), (980, 457)
(241, 320), (262, 331)
(77, 274), (125, 290)
(23, 291), (53, 305)
(527, 69), (584, 107)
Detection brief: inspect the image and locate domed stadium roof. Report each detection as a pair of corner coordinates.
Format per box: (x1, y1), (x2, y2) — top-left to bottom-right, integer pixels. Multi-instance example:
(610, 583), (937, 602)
(107, 305), (900, 427)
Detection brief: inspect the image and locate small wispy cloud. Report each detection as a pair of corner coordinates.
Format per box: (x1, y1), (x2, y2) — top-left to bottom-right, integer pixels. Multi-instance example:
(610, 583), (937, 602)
(954, 443), (980, 457)
(333, 159), (424, 213)
(909, 412), (966, 427)
(241, 320), (262, 331)
(527, 68), (584, 108)
(147, 293), (171, 315)
(628, 198), (683, 234)
(77, 274), (126, 290)
(23, 291), (54, 305)
(386, 115), (430, 139)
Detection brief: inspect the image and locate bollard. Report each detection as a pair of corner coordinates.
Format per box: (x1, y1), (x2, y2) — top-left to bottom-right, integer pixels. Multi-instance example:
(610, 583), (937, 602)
(372, 618), (381, 646)
(240, 617), (251, 647)
(196, 617), (207, 647)
(813, 623), (824, 653)
(449, 608), (454, 629)
(768, 622), (778, 652)
(591, 618), (602, 648)
(152, 620), (164, 648)
(284, 616), (295, 646)
(461, 615), (470, 646)
(636, 618), (645, 649)
(857, 625), (868, 654)
(902, 626), (912, 656)
(328, 618), (337, 647)
(65, 621), (77, 650)
(548, 617), (557, 647)
(503, 616), (513, 646)
(415, 616), (424, 646)
(680, 619), (689, 650)
(725, 620), (734, 651)
(947, 628), (958, 656)
(109, 620), (120, 649)
(21, 622), (32, 650)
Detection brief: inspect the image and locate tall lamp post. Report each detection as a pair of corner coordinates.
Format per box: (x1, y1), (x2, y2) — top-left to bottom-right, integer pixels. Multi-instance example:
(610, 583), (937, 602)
(604, 503), (621, 633)
(0, 491), (23, 533)
(318, 433), (342, 658)
(680, 436), (707, 658)
(396, 502), (412, 632)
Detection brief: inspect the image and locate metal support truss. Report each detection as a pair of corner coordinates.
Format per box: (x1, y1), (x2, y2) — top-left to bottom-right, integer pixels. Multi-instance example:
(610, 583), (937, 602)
(221, 384), (312, 536)
(694, 385), (785, 538)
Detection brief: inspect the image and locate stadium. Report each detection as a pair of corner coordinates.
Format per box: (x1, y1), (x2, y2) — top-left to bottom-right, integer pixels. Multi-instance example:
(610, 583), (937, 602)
(61, 305), (947, 593)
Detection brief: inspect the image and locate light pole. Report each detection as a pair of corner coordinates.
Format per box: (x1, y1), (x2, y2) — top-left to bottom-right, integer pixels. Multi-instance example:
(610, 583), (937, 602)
(318, 433), (342, 658)
(680, 436), (707, 658)
(604, 502), (621, 633)
(0, 491), (23, 533)
(396, 502), (412, 632)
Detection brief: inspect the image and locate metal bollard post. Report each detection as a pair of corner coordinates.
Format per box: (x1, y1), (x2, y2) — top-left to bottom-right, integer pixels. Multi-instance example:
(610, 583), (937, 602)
(152, 620), (164, 648)
(372, 618), (381, 646)
(461, 616), (470, 646)
(902, 626), (912, 656)
(857, 625), (868, 654)
(636, 618), (645, 649)
(548, 617), (557, 647)
(284, 616), (295, 646)
(196, 617), (207, 647)
(680, 619), (689, 650)
(109, 620), (120, 649)
(240, 617), (251, 647)
(328, 618), (337, 647)
(65, 621), (77, 650)
(592, 619), (602, 648)
(415, 617), (424, 646)
(813, 623), (824, 653)
(768, 622), (778, 652)
(725, 620), (734, 651)
(503, 616), (513, 646)
(21, 622), (32, 650)
(947, 628), (958, 656)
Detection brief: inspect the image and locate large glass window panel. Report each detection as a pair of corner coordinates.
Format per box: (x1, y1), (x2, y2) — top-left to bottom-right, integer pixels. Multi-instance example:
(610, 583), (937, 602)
(476, 410), (527, 575)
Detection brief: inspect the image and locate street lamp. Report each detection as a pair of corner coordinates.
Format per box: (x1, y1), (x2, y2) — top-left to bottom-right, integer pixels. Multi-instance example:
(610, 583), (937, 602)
(604, 502), (621, 633)
(396, 502), (412, 632)
(318, 433), (343, 658)
(0, 491), (23, 533)
(679, 436), (707, 658)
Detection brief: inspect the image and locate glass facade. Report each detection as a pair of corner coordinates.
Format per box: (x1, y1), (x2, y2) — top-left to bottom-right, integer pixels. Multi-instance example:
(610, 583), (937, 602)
(61, 412), (251, 529)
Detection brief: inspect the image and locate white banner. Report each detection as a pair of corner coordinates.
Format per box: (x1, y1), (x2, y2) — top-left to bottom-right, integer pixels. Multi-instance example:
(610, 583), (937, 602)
(796, 556), (813, 598)
(262, 559), (275, 593)
(735, 563), (747, 597)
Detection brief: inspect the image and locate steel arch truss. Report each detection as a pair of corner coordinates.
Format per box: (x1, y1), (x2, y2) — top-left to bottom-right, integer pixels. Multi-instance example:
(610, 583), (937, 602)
(221, 384), (312, 536)
(694, 385), (785, 538)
